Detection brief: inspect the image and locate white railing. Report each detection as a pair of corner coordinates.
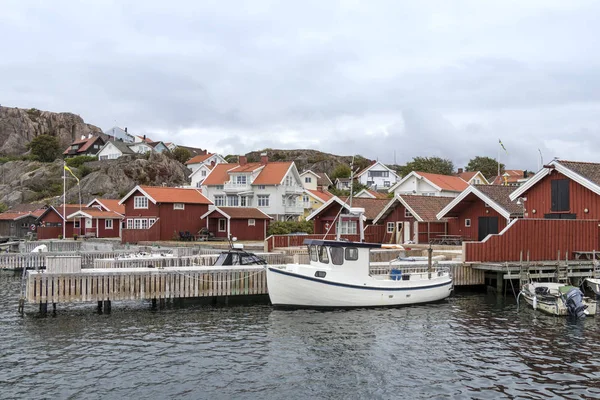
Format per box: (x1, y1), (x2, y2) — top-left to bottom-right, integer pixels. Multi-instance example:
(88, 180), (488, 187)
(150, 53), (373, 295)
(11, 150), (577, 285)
(223, 182), (251, 192)
(285, 185), (304, 194)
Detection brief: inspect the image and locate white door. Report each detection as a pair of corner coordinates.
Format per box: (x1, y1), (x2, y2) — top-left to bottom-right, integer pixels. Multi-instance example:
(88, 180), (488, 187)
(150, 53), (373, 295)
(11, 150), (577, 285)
(404, 222), (411, 243)
(85, 218), (92, 230)
(395, 222), (404, 244)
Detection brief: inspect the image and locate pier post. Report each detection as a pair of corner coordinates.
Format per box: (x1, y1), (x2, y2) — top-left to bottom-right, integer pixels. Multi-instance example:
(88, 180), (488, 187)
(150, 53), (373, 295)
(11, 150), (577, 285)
(159, 299), (166, 309)
(52, 303), (57, 315)
(103, 300), (111, 314)
(496, 272), (504, 294)
(97, 301), (103, 314)
(39, 302), (47, 315)
(152, 298), (157, 310)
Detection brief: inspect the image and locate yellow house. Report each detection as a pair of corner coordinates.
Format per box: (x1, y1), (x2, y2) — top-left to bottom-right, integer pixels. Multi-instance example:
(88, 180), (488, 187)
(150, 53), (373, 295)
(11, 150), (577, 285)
(302, 189), (334, 219)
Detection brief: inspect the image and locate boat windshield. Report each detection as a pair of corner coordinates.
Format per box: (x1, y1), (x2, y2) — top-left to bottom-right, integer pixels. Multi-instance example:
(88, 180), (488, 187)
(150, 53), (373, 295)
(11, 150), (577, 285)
(308, 245), (318, 262)
(318, 246), (329, 264)
(214, 252), (267, 266)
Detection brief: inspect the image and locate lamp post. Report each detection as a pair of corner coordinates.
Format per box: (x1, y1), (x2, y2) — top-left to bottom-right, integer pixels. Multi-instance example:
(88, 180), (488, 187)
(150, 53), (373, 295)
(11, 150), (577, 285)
(516, 197), (527, 217)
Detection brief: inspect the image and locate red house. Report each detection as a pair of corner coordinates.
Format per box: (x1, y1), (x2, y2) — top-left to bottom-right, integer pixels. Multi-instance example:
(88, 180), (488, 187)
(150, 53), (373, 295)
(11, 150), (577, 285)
(373, 195), (452, 244)
(436, 185), (523, 241)
(201, 207), (272, 240)
(119, 185), (213, 243)
(36, 205), (91, 239)
(306, 197), (388, 242)
(87, 198), (126, 215)
(65, 209), (123, 238)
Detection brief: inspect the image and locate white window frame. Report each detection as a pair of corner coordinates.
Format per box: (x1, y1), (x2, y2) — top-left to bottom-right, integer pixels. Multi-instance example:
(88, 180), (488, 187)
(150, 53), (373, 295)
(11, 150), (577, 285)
(227, 195), (239, 207)
(134, 219), (142, 229)
(134, 196), (148, 209)
(173, 203), (185, 210)
(236, 175), (247, 185)
(240, 196), (247, 207)
(105, 219), (113, 229)
(404, 209), (412, 218)
(465, 219), (471, 227)
(305, 177), (312, 183)
(127, 219), (133, 229)
(149, 218), (156, 227)
(218, 218), (226, 232)
(258, 195), (270, 207)
(339, 220), (357, 235)
(387, 222), (394, 233)
(201, 170), (207, 177)
(248, 219), (256, 226)
(215, 195), (225, 207)
(141, 219), (149, 229)
(258, 185), (266, 190)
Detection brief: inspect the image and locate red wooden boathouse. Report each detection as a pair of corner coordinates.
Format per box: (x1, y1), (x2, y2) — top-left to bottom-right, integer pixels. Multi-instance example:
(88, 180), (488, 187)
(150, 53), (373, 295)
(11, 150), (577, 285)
(201, 207), (272, 240)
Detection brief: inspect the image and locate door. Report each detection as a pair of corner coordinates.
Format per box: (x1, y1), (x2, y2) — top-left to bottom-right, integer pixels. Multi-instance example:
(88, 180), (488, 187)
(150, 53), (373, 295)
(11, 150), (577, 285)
(404, 222), (411, 243)
(395, 222), (403, 244)
(478, 216), (498, 241)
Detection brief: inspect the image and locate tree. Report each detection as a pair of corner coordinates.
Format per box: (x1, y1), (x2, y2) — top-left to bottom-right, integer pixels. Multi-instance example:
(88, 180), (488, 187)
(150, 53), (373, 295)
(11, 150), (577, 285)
(466, 156), (504, 178)
(172, 147), (192, 164)
(0, 202), (7, 213)
(399, 156), (454, 177)
(27, 134), (61, 162)
(330, 163), (351, 180)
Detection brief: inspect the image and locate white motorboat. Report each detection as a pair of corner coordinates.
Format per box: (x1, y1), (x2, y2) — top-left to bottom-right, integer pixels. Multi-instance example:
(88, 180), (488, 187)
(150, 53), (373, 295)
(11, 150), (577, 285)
(519, 282), (597, 318)
(585, 278), (600, 296)
(266, 239), (453, 308)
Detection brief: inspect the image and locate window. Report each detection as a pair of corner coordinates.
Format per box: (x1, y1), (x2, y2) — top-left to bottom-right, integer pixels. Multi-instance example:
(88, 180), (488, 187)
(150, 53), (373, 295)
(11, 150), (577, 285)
(367, 181), (375, 187)
(258, 195), (270, 207)
(141, 219), (148, 229)
(305, 177), (312, 183)
(331, 247), (344, 265)
(227, 195), (239, 207)
(465, 219), (471, 227)
(339, 220), (357, 234)
(309, 245), (318, 262)
(201, 170), (207, 177)
(474, 178), (481, 184)
(196, 182), (202, 188)
(105, 219), (113, 229)
(127, 219), (133, 229)
(218, 218), (226, 232)
(240, 196), (247, 207)
(149, 218), (156, 227)
(318, 246), (329, 264)
(248, 219), (255, 226)
(368, 171), (389, 178)
(134, 219), (141, 229)
(216, 185), (224, 190)
(215, 195), (225, 206)
(258, 185), (266, 190)
(384, 181), (390, 187)
(387, 222), (394, 233)
(285, 176), (293, 186)
(173, 203), (185, 210)
(74, 221), (80, 228)
(405, 209), (412, 218)
(134, 196), (148, 209)
(551, 179), (570, 212)
(303, 195), (309, 203)
(236, 175), (247, 185)
(345, 248), (359, 260)
(99, 155), (108, 160)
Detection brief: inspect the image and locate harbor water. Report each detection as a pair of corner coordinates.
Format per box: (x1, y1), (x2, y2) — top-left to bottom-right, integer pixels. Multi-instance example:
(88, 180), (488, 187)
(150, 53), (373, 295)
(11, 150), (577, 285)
(1, 272), (600, 399)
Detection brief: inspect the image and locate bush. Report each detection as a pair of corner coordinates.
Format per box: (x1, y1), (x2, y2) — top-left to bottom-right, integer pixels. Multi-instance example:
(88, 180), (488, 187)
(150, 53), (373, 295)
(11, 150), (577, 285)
(267, 220), (314, 236)
(27, 134), (61, 162)
(0, 202), (7, 213)
(79, 165), (93, 178)
(66, 155), (97, 169)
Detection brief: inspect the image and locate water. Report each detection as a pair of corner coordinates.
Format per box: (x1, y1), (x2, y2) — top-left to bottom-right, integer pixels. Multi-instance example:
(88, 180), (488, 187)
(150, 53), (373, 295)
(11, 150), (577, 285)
(2, 272), (600, 400)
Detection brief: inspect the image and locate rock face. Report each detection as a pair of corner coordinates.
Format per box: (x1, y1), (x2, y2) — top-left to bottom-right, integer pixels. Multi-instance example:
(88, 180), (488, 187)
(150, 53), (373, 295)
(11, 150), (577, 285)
(0, 153), (190, 208)
(0, 106), (104, 155)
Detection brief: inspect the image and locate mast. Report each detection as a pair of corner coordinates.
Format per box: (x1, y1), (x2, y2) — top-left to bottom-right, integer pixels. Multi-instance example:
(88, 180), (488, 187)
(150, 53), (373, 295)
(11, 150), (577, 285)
(63, 161), (66, 239)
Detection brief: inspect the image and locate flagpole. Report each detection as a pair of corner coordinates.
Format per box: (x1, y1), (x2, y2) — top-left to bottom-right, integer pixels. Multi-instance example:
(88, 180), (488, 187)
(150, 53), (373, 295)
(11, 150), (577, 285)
(63, 161), (66, 239)
(497, 145), (500, 183)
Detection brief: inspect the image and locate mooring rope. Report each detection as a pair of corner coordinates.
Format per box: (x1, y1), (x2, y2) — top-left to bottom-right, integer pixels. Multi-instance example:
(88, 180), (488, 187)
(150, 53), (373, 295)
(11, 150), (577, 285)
(172, 269), (265, 284)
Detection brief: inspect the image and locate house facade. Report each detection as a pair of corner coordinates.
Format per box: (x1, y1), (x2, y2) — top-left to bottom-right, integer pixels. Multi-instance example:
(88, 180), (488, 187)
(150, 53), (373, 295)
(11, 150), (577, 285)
(202, 155), (304, 221)
(104, 127), (135, 143)
(201, 206), (271, 240)
(36, 205), (88, 239)
(190, 164), (214, 188)
(186, 153), (227, 173)
(437, 185), (523, 241)
(0, 208), (45, 239)
(128, 142), (154, 154)
(388, 171), (469, 197)
(119, 185), (212, 243)
(335, 178), (351, 191)
(149, 141), (169, 153)
(300, 170), (332, 191)
(355, 161), (400, 190)
(63, 135), (105, 157)
(302, 189), (334, 218)
(66, 209), (123, 238)
(97, 141), (135, 160)
(373, 195), (452, 244)
(457, 169), (489, 185)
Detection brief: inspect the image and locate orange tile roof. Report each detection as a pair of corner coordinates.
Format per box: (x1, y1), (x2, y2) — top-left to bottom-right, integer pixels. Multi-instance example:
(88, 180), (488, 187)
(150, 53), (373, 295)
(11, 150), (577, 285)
(367, 189), (389, 199)
(185, 153), (214, 165)
(0, 212), (34, 221)
(136, 135), (154, 143)
(458, 171), (477, 181)
(91, 199), (125, 214)
(252, 162), (293, 185)
(490, 170), (526, 185)
(307, 189), (334, 203)
(417, 172), (469, 192)
(202, 163), (240, 185)
(210, 207), (271, 219)
(139, 186), (212, 204)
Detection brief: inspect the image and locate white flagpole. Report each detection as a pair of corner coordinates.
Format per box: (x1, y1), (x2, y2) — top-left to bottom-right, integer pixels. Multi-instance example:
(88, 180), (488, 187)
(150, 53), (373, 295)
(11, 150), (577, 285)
(497, 145), (500, 184)
(63, 161), (66, 239)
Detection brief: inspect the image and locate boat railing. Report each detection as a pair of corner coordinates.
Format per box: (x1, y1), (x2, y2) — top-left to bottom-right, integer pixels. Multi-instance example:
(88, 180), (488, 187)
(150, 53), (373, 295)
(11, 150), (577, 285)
(370, 263), (450, 276)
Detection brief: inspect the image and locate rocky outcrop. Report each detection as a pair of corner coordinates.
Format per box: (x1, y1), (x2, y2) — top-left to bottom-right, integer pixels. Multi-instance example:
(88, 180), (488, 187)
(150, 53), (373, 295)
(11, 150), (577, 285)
(0, 153), (190, 207)
(0, 106), (104, 156)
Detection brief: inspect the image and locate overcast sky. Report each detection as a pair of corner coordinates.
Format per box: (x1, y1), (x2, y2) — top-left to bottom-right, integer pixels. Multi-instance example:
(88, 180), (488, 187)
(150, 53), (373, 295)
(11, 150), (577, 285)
(2, 0), (600, 171)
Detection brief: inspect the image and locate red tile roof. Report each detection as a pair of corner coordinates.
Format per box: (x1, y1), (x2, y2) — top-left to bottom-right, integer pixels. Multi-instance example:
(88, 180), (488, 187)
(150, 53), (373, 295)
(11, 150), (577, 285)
(338, 197), (389, 220)
(136, 135), (154, 143)
(203, 161), (294, 186)
(0, 212), (34, 221)
(209, 207), (271, 219)
(367, 189), (388, 199)
(457, 171), (477, 181)
(417, 172), (469, 192)
(139, 186), (212, 204)
(63, 136), (102, 155)
(202, 163), (240, 185)
(401, 195), (453, 222)
(185, 153), (214, 165)
(307, 189), (334, 202)
(251, 162), (293, 185)
(89, 199), (125, 214)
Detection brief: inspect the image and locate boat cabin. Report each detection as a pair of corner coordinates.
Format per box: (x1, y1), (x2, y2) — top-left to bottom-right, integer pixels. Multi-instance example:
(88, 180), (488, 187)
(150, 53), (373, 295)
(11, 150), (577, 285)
(304, 239), (381, 270)
(213, 248), (266, 266)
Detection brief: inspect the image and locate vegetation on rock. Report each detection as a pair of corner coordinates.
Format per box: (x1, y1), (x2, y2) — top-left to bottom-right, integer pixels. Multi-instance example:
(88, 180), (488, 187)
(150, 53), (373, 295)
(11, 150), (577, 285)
(398, 156), (454, 176)
(172, 147), (192, 164)
(27, 134), (62, 162)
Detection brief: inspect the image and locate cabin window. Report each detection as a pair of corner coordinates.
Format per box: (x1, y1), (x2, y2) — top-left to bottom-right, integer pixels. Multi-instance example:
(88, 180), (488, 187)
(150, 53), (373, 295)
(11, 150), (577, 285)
(387, 222), (394, 233)
(149, 218), (156, 227)
(309, 245), (318, 262)
(248, 219), (255, 226)
(173, 203), (185, 210)
(236, 175), (247, 185)
(345, 248), (359, 261)
(74, 221), (80, 228)
(465, 219), (471, 227)
(134, 196), (148, 209)
(218, 218), (226, 232)
(140, 219), (148, 229)
(105, 219), (113, 229)
(318, 246), (329, 264)
(551, 179), (570, 212)
(404, 209), (412, 218)
(314, 271), (326, 278)
(215, 196), (225, 206)
(305, 177), (312, 183)
(330, 247), (344, 265)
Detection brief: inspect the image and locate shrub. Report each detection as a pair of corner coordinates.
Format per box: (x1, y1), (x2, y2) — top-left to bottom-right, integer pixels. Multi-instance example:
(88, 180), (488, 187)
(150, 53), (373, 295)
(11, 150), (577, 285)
(79, 165), (93, 178)
(267, 220), (314, 236)
(66, 155), (97, 168)
(27, 134), (61, 162)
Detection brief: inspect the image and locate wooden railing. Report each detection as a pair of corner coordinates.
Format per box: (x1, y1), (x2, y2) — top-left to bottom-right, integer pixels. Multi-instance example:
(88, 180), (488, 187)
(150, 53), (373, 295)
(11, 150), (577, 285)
(121, 219), (161, 244)
(93, 253), (287, 269)
(21, 241), (82, 253)
(464, 218), (600, 263)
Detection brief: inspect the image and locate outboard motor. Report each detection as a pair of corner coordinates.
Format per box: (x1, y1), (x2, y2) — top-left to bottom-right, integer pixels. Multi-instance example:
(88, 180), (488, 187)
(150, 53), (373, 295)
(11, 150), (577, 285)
(565, 288), (587, 319)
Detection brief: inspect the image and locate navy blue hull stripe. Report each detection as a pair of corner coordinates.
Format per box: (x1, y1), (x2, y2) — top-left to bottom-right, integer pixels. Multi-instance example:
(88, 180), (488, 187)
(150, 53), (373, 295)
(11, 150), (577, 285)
(268, 268), (452, 291)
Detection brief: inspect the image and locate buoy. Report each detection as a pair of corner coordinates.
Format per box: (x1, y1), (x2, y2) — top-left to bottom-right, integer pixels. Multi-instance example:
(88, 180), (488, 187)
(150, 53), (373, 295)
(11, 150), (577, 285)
(533, 295), (537, 310)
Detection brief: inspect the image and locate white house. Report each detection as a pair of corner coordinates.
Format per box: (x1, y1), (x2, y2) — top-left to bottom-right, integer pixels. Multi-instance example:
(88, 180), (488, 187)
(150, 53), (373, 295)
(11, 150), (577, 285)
(190, 164), (215, 188)
(355, 161), (400, 189)
(335, 178), (351, 191)
(97, 141), (135, 160)
(104, 126), (134, 143)
(201, 154), (304, 221)
(128, 142), (154, 154)
(148, 141), (169, 154)
(388, 171), (469, 197)
(185, 153), (227, 173)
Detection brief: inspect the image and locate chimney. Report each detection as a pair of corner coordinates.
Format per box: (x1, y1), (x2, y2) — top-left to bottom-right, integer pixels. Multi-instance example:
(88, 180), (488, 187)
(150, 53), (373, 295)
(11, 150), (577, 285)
(260, 152), (268, 165)
(523, 171), (528, 178)
(239, 155), (247, 165)
(458, 168), (463, 174)
(81, 135), (86, 140)
(143, 134), (146, 141)
(88, 133), (93, 139)
(210, 160), (215, 167)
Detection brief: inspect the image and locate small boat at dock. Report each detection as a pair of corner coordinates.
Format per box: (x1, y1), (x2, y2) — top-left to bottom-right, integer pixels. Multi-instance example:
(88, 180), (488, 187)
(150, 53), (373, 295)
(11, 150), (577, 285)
(519, 282), (597, 318)
(585, 277), (600, 296)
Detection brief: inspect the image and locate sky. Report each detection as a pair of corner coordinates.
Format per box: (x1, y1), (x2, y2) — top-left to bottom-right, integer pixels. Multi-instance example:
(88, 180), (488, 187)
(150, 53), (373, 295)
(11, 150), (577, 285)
(2, 0), (600, 172)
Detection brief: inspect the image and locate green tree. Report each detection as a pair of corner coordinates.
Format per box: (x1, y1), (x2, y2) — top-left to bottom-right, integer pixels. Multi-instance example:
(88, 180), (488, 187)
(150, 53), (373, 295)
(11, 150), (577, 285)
(399, 156), (454, 177)
(0, 202), (7, 213)
(330, 163), (351, 180)
(172, 147), (192, 164)
(465, 156), (504, 178)
(27, 134), (61, 162)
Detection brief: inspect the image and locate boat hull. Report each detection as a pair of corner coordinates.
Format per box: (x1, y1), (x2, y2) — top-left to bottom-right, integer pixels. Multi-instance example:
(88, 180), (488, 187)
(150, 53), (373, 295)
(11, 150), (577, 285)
(521, 284), (597, 316)
(266, 267), (453, 308)
(586, 278), (600, 296)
